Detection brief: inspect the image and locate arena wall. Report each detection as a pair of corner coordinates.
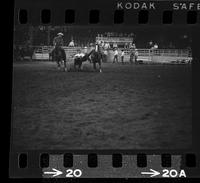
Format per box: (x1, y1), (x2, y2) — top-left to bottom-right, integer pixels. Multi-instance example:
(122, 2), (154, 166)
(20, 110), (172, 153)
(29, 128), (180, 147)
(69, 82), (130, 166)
(16, 46), (192, 64)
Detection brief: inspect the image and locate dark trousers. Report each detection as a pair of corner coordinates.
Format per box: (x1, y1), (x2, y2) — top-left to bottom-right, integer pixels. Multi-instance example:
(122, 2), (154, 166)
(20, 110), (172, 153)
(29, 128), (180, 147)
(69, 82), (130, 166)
(135, 56), (138, 64)
(121, 56), (124, 63)
(113, 55), (118, 63)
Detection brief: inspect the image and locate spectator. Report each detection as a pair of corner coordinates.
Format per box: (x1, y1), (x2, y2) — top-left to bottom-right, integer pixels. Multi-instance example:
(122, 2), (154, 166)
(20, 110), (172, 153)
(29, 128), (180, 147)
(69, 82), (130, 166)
(124, 43), (128, 49)
(113, 42), (118, 49)
(103, 49), (108, 62)
(149, 41), (154, 49)
(83, 46), (88, 54)
(135, 49), (139, 64)
(129, 49), (136, 64)
(129, 42), (132, 49)
(121, 49), (125, 64)
(129, 43), (136, 49)
(68, 40), (75, 47)
(100, 41), (104, 47)
(154, 43), (158, 49)
(104, 42), (110, 49)
(96, 40), (101, 45)
(113, 48), (119, 63)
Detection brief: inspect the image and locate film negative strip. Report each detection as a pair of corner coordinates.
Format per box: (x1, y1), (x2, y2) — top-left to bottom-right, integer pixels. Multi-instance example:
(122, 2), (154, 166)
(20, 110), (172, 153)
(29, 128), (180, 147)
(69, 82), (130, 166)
(10, 0), (200, 180)
(10, 152), (198, 178)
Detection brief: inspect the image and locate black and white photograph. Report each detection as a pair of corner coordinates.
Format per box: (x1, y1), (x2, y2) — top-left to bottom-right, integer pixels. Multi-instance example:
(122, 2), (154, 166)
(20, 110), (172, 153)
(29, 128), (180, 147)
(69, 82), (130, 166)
(11, 25), (192, 150)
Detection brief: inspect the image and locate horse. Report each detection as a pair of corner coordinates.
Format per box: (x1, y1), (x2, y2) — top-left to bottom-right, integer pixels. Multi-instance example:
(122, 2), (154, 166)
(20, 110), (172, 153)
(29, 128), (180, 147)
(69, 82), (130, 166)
(51, 47), (67, 71)
(90, 49), (103, 72)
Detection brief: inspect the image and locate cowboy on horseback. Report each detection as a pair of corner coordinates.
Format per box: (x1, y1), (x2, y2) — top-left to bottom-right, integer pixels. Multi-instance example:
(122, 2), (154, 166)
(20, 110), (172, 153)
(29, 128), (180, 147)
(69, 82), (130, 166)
(52, 32), (67, 71)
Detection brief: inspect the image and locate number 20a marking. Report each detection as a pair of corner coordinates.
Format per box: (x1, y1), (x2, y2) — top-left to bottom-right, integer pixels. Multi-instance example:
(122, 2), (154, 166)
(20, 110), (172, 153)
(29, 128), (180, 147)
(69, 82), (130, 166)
(162, 169), (186, 178)
(66, 169), (82, 177)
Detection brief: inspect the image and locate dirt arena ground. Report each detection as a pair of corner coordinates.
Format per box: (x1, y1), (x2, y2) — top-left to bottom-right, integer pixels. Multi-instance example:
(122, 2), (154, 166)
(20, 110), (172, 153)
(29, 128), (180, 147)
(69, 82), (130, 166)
(11, 61), (192, 150)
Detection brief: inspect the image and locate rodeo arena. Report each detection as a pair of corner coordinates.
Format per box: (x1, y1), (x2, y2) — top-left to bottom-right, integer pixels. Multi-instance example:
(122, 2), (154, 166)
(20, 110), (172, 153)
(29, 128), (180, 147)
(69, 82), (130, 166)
(12, 26), (192, 150)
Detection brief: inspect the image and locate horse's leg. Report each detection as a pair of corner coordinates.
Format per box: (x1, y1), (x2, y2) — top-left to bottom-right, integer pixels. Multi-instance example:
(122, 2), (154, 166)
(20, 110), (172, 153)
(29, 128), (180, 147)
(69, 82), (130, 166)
(113, 56), (115, 63)
(55, 49), (61, 70)
(93, 62), (96, 71)
(135, 56), (138, 64)
(52, 52), (54, 62)
(57, 60), (61, 70)
(130, 56), (133, 64)
(78, 62), (82, 71)
(61, 48), (67, 71)
(99, 61), (102, 73)
(63, 60), (67, 71)
(74, 61), (77, 71)
(88, 57), (92, 63)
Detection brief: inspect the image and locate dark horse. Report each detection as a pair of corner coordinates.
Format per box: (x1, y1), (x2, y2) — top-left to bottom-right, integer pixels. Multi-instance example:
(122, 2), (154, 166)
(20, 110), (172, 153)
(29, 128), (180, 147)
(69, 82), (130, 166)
(51, 47), (67, 71)
(90, 49), (103, 72)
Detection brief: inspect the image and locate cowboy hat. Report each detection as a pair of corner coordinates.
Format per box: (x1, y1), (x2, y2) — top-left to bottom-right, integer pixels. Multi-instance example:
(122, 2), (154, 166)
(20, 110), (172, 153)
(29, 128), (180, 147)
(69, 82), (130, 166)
(57, 32), (64, 36)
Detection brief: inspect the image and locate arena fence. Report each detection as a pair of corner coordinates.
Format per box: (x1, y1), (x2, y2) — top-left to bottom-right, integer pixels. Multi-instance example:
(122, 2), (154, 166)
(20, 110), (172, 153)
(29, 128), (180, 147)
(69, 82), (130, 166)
(14, 45), (192, 64)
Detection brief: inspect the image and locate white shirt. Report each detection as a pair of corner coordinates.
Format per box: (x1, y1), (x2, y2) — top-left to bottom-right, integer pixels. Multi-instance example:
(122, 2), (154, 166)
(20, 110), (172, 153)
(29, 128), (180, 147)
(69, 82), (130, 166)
(121, 51), (125, 56)
(75, 53), (85, 58)
(114, 50), (118, 56)
(69, 41), (75, 47)
(95, 45), (98, 52)
(113, 43), (118, 48)
(104, 43), (110, 49)
(154, 44), (158, 49)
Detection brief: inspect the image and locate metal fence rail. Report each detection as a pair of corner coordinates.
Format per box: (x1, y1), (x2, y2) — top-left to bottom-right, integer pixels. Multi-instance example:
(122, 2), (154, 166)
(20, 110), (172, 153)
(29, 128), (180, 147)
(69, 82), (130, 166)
(14, 45), (192, 63)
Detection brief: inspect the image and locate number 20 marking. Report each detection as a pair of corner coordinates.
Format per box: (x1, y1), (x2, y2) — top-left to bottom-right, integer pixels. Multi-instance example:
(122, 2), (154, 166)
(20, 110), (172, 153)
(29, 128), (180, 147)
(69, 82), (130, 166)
(66, 169), (82, 177)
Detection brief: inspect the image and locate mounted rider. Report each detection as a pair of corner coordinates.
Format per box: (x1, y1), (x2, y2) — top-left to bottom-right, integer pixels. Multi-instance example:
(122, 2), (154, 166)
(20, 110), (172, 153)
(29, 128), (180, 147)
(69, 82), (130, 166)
(52, 32), (66, 63)
(95, 40), (101, 52)
(93, 40), (103, 61)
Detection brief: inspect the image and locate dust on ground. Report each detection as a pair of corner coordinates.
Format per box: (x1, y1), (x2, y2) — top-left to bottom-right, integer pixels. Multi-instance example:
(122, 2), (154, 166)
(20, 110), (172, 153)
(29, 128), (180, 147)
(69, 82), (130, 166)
(11, 61), (192, 150)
